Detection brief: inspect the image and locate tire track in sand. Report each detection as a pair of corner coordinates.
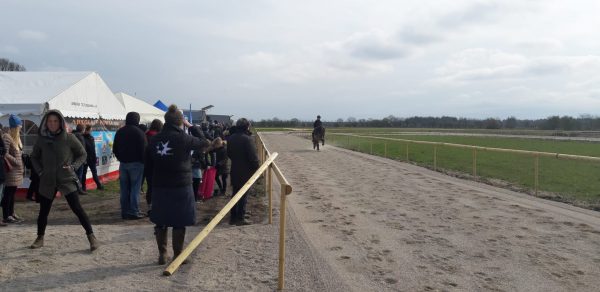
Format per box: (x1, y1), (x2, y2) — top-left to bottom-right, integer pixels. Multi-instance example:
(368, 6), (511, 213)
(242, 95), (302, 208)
(261, 132), (600, 292)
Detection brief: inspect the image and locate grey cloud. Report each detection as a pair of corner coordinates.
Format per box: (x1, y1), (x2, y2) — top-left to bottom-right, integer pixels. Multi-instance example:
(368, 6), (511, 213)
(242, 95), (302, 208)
(436, 52), (600, 83)
(349, 43), (408, 60)
(18, 29), (48, 41)
(397, 27), (442, 45)
(525, 60), (569, 76)
(342, 32), (410, 61)
(437, 2), (502, 29)
(516, 39), (564, 51)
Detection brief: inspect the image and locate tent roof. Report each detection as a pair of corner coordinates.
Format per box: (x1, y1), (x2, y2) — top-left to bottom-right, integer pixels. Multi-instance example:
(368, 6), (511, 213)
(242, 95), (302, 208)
(0, 71), (126, 122)
(115, 92), (165, 123)
(0, 71), (91, 104)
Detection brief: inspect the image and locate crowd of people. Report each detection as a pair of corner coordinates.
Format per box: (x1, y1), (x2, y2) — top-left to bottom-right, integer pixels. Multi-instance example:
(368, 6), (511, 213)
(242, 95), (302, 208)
(0, 105), (261, 265)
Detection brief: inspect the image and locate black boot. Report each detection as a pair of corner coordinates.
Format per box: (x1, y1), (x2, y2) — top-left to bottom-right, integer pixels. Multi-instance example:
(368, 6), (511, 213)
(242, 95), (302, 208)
(172, 228), (188, 264)
(154, 227), (168, 265)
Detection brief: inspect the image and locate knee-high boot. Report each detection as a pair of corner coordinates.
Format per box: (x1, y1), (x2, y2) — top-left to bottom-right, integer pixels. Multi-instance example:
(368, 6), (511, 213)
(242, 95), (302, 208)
(154, 227), (168, 265)
(172, 228), (188, 264)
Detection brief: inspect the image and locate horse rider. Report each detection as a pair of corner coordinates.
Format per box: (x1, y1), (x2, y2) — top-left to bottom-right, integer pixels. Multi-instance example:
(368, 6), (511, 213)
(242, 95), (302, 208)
(313, 115), (322, 129)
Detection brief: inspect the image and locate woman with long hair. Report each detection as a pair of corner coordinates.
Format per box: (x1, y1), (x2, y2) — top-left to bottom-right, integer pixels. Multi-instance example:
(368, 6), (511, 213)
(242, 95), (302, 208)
(1, 115), (24, 224)
(211, 137), (229, 196)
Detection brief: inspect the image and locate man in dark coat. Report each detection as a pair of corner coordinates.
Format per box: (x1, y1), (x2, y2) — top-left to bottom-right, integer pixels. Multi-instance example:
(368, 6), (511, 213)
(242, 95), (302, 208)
(81, 125), (103, 191)
(113, 112), (147, 220)
(227, 118), (259, 226)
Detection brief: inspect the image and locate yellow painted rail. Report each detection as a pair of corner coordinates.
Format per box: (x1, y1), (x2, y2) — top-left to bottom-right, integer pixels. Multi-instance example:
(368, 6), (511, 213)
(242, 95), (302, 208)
(164, 133), (293, 291)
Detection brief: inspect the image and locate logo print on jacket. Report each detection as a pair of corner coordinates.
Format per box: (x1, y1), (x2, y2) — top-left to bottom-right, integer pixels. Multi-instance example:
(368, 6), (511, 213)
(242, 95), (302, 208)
(156, 141), (173, 156)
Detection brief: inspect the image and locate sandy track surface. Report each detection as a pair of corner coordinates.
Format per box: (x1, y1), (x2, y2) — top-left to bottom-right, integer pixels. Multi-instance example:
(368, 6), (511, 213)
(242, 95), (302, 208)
(2, 132), (600, 291)
(260, 132), (600, 292)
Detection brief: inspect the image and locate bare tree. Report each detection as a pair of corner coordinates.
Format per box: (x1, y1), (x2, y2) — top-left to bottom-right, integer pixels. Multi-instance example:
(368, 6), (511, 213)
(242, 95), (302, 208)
(0, 58), (26, 71)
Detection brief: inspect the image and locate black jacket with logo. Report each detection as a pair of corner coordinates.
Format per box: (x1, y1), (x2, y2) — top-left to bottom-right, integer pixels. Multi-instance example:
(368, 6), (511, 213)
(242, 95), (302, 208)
(146, 123), (210, 187)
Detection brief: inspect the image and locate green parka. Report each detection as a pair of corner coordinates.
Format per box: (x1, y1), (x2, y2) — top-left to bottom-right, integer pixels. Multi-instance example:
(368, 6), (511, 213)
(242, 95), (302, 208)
(30, 110), (87, 199)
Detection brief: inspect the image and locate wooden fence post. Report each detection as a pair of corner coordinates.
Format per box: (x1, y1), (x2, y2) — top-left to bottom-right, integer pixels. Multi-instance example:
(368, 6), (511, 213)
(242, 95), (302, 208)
(534, 154), (539, 196)
(278, 185), (287, 290)
(384, 143), (387, 158)
(268, 165), (273, 224)
(434, 145), (437, 171)
(472, 149), (477, 177)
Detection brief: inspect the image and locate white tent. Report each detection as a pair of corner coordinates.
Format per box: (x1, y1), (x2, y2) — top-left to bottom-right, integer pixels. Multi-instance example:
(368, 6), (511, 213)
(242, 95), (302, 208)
(115, 92), (165, 124)
(0, 71), (126, 125)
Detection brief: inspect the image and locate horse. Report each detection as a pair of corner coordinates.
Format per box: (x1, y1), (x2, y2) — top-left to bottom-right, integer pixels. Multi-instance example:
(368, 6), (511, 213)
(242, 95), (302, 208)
(312, 126), (325, 151)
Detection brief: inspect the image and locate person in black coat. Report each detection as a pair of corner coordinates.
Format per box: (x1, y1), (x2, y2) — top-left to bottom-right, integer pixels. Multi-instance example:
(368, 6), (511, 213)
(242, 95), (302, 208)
(146, 105), (210, 265)
(313, 115), (322, 129)
(212, 137), (229, 196)
(81, 125), (103, 191)
(0, 127), (5, 227)
(188, 126), (207, 200)
(72, 124), (87, 195)
(227, 118), (259, 226)
(113, 112), (147, 219)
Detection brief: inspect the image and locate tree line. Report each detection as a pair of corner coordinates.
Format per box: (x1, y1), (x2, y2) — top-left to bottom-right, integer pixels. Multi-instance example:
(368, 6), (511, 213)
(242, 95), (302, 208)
(0, 58), (26, 71)
(253, 115), (600, 131)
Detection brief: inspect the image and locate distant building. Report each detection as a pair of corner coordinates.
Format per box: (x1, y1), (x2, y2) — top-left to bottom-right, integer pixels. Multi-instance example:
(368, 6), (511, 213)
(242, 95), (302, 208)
(207, 114), (233, 126)
(182, 110), (207, 125)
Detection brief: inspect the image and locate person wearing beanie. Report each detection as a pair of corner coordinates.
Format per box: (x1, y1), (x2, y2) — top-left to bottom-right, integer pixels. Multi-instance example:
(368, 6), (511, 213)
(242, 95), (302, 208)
(29, 110), (99, 251)
(227, 118), (259, 226)
(113, 112), (147, 220)
(2, 114), (24, 224)
(146, 104), (210, 265)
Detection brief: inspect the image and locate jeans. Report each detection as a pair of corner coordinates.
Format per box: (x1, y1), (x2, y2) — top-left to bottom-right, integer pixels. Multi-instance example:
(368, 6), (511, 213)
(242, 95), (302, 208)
(81, 162), (102, 191)
(75, 166), (84, 188)
(119, 162), (144, 217)
(37, 191), (93, 235)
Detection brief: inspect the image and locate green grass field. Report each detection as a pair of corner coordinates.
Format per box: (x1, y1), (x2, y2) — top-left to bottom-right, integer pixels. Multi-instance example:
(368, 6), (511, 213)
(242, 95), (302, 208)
(325, 132), (600, 210)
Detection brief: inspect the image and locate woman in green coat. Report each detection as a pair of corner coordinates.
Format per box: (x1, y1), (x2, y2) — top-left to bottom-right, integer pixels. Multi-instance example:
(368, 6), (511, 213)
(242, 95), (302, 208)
(29, 110), (99, 251)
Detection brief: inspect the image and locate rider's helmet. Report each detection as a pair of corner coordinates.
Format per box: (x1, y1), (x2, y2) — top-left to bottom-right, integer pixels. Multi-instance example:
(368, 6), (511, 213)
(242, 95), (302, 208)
(317, 115), (321, 119)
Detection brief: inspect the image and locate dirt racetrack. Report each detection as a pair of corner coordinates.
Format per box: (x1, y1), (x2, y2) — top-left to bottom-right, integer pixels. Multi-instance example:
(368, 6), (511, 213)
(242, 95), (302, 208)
(1, 132), (600, 291)
(261, 132), (600, 291)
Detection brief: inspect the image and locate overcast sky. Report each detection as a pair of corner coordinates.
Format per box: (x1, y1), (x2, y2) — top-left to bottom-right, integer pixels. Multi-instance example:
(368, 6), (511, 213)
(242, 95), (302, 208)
(2, 0), (600, 121)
